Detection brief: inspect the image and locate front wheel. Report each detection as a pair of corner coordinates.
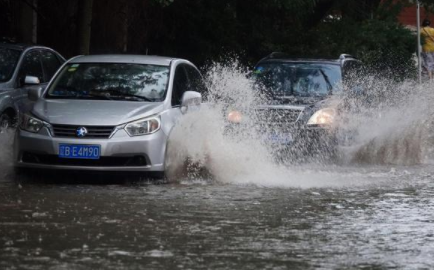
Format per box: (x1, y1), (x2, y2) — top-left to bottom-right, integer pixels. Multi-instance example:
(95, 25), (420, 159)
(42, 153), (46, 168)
(0, 113), (12, 132)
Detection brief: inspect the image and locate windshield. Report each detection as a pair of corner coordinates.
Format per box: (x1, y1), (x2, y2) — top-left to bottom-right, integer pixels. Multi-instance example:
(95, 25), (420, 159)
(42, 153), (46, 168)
(253, 62), (342, 98)
(0, 48), (21, 82)
(46, 63), (170, 101)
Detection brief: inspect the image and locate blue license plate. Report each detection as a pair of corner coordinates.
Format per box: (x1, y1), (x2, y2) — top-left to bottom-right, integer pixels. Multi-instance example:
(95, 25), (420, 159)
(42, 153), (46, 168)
(59, 144), (101, 159)
(264, 133), (293, 145)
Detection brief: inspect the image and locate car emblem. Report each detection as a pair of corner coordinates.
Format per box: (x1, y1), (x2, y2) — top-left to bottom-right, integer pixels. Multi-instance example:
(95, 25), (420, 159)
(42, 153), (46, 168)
(76, 127), (88, 138)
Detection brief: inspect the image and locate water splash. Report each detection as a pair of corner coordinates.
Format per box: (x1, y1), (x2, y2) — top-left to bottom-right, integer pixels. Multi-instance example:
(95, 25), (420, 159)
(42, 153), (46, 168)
(339, 78), (434, 165)
(165, 60), (434, 187)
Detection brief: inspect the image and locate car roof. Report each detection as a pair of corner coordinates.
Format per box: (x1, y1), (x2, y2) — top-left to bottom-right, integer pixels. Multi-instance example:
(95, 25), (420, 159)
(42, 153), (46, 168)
(69, 55), (177, 66)
(0, 42), (53, 51)
(258, 58), (342, 65)
(256, 52), (359, 66)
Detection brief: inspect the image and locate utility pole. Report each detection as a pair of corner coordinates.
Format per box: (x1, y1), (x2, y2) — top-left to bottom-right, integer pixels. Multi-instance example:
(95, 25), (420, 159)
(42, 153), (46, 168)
(417, 0), (422, 84)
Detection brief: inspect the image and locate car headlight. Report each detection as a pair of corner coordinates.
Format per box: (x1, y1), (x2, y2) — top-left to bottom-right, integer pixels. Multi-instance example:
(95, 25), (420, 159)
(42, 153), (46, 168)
(20, 114), (44, 133)
(307, 108), (336, 126)
(227, 110), (243, 124)
(124, 116), (161, 136)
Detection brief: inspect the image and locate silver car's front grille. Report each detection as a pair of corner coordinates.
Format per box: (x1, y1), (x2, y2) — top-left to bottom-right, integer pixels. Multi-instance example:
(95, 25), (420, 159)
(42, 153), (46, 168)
(255, 108), (302, 125)
(52, 125), (115, 138)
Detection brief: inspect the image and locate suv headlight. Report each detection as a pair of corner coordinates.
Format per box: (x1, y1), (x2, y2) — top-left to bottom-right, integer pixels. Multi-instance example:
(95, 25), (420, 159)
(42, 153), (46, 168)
(307, 108), (336, 126)
(227, 110), (243, 124)
(20, 114), (45, 133)
(124, 116), (161, 136)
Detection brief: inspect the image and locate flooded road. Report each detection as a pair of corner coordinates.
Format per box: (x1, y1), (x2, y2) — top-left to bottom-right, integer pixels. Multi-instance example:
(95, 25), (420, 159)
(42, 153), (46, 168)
(2, 65), (434, 269)
(1, 164), (434, 269)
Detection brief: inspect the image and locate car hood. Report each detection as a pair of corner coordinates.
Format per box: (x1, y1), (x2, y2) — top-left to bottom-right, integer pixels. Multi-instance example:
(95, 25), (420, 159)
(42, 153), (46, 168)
(32, 99), (164, 126)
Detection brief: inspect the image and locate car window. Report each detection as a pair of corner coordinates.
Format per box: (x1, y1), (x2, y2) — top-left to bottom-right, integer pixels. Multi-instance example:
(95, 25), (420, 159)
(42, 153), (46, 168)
(41, 50), (62, 82)
(172, 64), (188, 106)
(253, 62), (342, 97)
(293, 68), (331, 96)
(185, 65), (207, 98)
(18, 50), (44, 83)
(46, 63), (169, 102)
(0, 47), (21, 82)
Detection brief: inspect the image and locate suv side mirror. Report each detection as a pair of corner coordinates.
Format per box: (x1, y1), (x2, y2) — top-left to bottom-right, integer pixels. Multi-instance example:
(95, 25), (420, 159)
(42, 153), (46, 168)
(28, 87), (43, 101)
(180, 91), (202, 113)
(24, 75), (40, 85)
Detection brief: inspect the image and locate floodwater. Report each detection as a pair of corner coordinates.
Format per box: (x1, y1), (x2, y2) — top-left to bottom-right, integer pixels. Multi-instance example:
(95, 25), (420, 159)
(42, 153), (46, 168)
(2, 63), (434, 269)
(1, 164), (434, 269)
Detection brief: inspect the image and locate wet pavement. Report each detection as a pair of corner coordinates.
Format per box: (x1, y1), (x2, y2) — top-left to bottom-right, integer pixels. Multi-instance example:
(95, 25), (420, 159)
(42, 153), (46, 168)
(1, 164), (434, 269)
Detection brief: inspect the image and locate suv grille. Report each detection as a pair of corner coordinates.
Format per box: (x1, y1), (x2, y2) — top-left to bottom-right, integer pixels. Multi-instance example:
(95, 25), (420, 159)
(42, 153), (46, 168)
(52, 125), (115, 139)
(255, 108), (301, 125)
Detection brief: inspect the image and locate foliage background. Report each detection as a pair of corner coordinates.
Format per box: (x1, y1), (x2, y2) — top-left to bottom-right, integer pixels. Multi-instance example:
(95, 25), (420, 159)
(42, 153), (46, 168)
(0, 0), (429, 78)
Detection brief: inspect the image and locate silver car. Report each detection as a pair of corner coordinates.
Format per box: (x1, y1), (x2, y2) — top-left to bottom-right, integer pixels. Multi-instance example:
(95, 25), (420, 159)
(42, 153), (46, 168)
(0, 43), (65, 129)
(14, 55), (206, 177)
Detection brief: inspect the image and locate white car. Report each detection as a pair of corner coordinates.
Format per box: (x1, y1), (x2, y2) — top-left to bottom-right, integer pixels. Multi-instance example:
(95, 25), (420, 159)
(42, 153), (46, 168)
(14, 55), (206, 178)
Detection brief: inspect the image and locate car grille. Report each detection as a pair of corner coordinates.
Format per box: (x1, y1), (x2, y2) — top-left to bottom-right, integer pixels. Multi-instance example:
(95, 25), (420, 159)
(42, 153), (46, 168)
(52, 125), (115, 139)
(22, 152), (147, 167)
(255, 108), (302, 126)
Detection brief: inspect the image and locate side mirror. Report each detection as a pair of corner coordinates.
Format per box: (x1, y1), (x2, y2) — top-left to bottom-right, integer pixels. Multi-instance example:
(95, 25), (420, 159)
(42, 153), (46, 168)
(180, 91), (202, 113)
(24, 75), (40, 85)
(28, 87), (43, 101)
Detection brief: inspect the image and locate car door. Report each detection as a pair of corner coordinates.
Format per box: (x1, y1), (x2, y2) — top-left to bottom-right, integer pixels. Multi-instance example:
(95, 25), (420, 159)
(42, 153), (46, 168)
(166, 63), (200, 132)
(15, 50), (45, 111)
(40, 49), (63, 84)
(185, 64), (208, 99)
(171, 63), (189, 109)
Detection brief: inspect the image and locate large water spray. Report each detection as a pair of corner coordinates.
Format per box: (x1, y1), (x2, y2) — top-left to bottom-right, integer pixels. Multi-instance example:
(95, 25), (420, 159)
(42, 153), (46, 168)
(165, 61), (434, 186)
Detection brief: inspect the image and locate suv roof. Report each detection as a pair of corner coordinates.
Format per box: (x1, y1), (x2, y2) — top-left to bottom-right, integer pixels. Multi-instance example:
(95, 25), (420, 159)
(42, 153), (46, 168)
(0, 42), (58, 52)
(257, 52), (358, 65)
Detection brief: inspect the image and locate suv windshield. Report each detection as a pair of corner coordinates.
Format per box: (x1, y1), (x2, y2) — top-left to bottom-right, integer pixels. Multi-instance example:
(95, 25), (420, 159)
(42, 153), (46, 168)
(0, 48), (21, 82)
(46, 63), (170, 101)
(253, 62), (342, 98)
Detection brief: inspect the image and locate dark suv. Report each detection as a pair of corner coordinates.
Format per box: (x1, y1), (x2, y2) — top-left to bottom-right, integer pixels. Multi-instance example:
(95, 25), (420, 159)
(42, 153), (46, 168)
(229, 52), (363, 157)
(0, 43), (65, 129)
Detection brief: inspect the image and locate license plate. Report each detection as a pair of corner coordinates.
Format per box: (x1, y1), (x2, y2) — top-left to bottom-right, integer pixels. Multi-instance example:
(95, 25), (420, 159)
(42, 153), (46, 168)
(59, 144), (101, 159)
(264, 133), (293, 145)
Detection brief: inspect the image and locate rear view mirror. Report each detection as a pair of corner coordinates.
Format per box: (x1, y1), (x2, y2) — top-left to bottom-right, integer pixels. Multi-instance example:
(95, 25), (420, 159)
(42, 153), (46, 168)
(24, 75), (40, 85)
(180, 91), (202, 113)
(181, 91), (202, 107)
(28, 87), (43, 101)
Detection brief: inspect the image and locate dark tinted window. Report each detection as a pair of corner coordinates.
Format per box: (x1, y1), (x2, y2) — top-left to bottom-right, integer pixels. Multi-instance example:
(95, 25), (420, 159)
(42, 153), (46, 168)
(0, 48), (21, 82)
(19, 50), (44, 83)
(172, 64), (188, 106)
(253, 62), (342, 97)
(185, 65), (207, 98)
(41, 50), (62, 81)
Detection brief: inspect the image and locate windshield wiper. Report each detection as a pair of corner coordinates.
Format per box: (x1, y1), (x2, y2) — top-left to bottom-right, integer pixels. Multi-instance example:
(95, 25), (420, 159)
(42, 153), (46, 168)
(101, 89), (153, 102)
(275, 95), (305, 104)
(319, 70), (333, 94)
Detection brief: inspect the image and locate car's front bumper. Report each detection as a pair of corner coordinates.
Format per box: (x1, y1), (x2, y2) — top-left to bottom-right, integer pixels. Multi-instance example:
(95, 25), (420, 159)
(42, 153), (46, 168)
(14, 126), (168, 172)
(226, 123), (337, 151)
(266, 127), (336, 147)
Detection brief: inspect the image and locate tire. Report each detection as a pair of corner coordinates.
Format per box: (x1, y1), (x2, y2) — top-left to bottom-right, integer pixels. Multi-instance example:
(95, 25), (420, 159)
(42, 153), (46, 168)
(13, 166), (31, 182)
(148, 171), (166, 180)
(0, 113), (12, 132)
